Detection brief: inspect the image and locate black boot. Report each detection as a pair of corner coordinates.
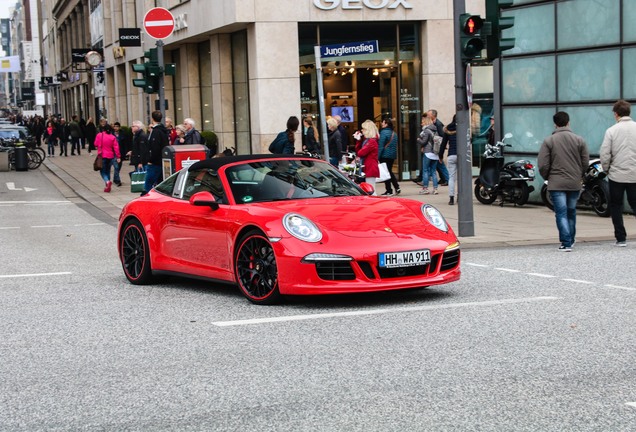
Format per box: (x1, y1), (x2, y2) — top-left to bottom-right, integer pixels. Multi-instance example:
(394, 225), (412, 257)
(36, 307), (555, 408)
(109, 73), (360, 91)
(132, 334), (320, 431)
(448, 196), (454, 205)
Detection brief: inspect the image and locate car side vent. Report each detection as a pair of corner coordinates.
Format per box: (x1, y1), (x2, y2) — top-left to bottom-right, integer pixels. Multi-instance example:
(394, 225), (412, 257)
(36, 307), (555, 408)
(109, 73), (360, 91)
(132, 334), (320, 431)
(440, 249), (460, 272)
(315, 261), (356, 280)
(358, 261), (376, 279)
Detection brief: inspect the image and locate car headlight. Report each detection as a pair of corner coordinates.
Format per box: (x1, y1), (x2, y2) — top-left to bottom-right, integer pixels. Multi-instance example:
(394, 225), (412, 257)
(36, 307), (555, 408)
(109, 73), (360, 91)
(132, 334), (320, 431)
(421, 204), (448, 232)
(283, 213), (323, 242)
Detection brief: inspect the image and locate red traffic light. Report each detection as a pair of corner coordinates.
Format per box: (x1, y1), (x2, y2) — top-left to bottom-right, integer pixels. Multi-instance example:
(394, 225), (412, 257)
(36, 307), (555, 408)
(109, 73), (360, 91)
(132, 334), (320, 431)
(461, 15), (484, 35)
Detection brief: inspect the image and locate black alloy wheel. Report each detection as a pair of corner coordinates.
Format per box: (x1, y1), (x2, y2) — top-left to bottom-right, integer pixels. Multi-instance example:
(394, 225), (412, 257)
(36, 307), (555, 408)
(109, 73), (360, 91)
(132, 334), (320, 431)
(591, 181), (610, 217)
(513, 182), (530, 206)
(235, 230), (281, 305)
(474, 181), (498, 205)
(120, 219), (153, 284)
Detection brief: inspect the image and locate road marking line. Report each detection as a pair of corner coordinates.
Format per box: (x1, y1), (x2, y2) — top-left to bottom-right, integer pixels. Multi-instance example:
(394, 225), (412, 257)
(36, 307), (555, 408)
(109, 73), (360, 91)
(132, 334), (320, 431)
(73, 223), (106, 227)
(212, 296), (560, 327)
(562, 279), (594, 284)
(495, 267), (520, 273)
(626, 402), (636, 408)
(31, 225), (64, 228)
(527, 273), (556, 278)
(604, 284), (636, 291)
(0, 201), (69, 204)
(464, 263), (490, 267)
(0, 272), (72, 279)
(0, 227), (20, 230)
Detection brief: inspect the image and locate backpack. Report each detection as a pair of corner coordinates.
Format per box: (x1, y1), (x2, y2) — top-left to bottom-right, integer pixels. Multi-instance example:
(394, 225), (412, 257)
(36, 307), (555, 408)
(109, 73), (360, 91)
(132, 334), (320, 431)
(268, 131), (287, 154)
(432, 131), (443, 155)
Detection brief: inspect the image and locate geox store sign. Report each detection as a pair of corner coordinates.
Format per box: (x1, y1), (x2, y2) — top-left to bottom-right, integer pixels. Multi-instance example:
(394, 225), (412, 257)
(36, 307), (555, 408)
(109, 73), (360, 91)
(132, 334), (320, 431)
(313, 0), (412, 10)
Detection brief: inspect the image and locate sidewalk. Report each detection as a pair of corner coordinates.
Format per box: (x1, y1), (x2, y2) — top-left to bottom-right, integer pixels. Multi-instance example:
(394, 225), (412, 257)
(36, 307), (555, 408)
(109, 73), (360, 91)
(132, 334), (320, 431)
(42, 153), (634, 249)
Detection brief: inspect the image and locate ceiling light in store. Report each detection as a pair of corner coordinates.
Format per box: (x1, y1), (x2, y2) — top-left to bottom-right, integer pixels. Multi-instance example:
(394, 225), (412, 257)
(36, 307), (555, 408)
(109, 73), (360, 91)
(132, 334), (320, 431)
(373, 69), (379, 76)
(341, 70), (347, 76)
(348, 67), (355, 73)
(384, 59), (390, 65)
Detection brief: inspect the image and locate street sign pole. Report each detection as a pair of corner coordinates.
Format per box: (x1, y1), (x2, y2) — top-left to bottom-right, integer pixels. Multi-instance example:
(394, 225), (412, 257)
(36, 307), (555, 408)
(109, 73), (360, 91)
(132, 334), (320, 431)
(453, 0), (475, 237)
(314, 46), (330, 162)
(157, 39), (165, 124)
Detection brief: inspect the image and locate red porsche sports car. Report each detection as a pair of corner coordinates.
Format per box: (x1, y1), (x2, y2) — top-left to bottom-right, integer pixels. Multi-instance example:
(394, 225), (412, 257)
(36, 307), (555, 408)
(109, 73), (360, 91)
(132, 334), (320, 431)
(118, 155), (460, 304)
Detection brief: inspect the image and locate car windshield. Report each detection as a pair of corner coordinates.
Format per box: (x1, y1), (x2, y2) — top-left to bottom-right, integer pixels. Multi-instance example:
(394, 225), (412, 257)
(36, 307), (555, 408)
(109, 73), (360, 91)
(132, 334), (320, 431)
(226, 159), (364, 203)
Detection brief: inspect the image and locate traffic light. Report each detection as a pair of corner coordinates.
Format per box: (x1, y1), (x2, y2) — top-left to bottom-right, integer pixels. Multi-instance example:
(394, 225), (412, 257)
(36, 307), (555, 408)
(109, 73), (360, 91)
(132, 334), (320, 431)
(459, 14), (484, 64)
(132, 49), (161, 94)
(486, 0), (516, 61)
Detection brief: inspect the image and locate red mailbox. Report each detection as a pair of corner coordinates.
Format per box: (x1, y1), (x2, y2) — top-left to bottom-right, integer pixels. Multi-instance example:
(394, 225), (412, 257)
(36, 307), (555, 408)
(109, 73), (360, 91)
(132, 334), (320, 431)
(162, 144), (209, 178)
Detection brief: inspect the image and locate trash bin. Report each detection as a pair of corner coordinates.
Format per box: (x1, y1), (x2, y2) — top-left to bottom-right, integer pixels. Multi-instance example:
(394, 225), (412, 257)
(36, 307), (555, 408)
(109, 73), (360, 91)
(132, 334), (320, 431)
(14, 146), (28, 171)
(162, 144), (210, 178)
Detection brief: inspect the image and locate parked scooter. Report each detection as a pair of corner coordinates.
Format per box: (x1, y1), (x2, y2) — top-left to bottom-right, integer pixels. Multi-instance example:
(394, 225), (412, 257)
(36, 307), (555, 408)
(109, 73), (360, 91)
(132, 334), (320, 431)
(474, 133), (536, 206)
(540, 158), (610, 217)
(340, 151), (365, 184)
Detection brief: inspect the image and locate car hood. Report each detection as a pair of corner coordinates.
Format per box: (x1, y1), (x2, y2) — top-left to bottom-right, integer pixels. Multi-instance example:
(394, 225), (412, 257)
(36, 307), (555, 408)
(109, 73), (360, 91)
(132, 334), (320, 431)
(259, 196), (438, 238)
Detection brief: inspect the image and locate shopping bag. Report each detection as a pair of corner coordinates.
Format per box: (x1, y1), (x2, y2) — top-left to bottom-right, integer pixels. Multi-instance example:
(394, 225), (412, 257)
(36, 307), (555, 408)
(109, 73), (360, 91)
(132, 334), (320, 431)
(130, 170), (146, 193)
(378, 162), (391, 182)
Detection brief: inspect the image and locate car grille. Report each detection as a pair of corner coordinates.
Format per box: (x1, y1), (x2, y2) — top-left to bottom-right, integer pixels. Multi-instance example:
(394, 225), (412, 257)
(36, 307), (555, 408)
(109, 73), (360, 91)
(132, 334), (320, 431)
(315, 261), (356, 280)
(440, 249), (460, 271)
(313, 251), (459, 281)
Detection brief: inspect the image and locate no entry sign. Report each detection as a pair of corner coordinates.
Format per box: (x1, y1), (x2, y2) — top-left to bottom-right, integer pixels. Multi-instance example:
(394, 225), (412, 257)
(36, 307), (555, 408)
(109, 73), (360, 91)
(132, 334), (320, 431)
(143, 7), (175, 40)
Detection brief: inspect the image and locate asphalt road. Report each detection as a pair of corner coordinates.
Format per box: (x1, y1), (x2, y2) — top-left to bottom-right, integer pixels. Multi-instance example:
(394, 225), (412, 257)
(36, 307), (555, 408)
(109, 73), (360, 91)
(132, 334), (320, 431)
(1, 170), (635, 431)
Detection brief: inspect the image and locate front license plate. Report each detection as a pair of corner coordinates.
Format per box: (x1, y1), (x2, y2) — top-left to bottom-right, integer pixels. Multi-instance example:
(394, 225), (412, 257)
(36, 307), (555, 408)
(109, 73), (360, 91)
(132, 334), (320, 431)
(378, 249), (431, 268)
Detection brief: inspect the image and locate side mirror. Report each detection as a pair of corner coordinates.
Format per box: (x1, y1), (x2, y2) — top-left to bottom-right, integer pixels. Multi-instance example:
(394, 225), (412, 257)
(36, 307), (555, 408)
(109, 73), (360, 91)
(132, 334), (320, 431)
(189, 191), (220, 210)
(359, 182), (375, 195)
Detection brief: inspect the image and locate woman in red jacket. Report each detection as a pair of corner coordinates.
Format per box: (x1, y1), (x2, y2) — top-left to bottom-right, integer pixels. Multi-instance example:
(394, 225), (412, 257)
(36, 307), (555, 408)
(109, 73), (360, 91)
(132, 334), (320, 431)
(356, 119), (380, 195)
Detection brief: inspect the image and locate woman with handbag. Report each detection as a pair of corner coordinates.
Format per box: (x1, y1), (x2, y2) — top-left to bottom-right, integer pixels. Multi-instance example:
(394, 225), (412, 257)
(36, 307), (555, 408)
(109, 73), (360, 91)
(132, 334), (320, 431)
(95, 124), (121, 193)
(378, 117), (401, 196)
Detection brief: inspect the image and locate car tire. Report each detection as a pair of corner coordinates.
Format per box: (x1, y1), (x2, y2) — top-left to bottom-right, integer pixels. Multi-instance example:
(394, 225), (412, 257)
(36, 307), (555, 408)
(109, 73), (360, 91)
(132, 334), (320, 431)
(120, 218), (153, 285)
(235, 229), (282, 305)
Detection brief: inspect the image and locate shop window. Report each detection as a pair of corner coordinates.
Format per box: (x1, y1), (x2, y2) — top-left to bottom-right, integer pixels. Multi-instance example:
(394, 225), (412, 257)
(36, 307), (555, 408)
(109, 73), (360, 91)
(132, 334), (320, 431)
(502, 4), (554, 55)
(623, 47), (636, 98)
(624, 0), (636, 42)
(502, 56), (556, 104)
(557, 0), (620, 49)
(232, 30), (251, 155)
(557, 50), (620, 102)
(501, 107), (554, 152)
(198, 41), (213, 132)
(557, 105), (615, 153)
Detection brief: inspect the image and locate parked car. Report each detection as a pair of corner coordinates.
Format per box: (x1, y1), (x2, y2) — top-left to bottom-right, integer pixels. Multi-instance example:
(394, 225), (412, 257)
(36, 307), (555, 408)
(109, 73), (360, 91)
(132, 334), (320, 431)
(118, 155), (461, 304)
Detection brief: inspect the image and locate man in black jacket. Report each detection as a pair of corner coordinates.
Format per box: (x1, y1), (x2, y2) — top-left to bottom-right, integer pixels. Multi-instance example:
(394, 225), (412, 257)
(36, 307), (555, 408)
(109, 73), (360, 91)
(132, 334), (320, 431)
(142, 111), (169, 196)
(129, 120), (148, 171)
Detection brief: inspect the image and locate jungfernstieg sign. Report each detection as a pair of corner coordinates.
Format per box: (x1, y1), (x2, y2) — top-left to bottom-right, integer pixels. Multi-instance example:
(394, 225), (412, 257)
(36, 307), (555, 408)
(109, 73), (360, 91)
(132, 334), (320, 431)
(313, 0), (412, 10)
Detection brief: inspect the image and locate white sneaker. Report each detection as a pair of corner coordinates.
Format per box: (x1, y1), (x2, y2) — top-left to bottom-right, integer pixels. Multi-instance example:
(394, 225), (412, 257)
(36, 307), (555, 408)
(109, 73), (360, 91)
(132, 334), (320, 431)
(615, 241), (627, 247)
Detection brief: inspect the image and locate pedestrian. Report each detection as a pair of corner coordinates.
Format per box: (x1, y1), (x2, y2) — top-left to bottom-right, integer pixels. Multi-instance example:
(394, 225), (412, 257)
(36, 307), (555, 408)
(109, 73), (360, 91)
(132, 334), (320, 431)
(302, 116), (320, 154)
(43, 120), (57, 158)
(356, 119), (380, 195)
(129, 120), (148, 172)
(538, 111), (589, 252)
(112, 122), (129, 186)
(85, 117), (97, 155)
(333, 115), (349, 153)
(378, 117), (400, 196)
(174, 124), (187, 144)
(600, 99), (636, 247)
(326, 117), (342, 166)
(142, 110), (170, 196)
(95, 124), (121, 193)
(69, 115), (82, 155)
(165, 117), (178, 145)
(418, 113), (440, 195)
(441, 114), (458, 205)
(428, 109), (449, 185)
(183, 118), (203, 144)
(269, 116), (300, 155)
(58, 118), (69, 156)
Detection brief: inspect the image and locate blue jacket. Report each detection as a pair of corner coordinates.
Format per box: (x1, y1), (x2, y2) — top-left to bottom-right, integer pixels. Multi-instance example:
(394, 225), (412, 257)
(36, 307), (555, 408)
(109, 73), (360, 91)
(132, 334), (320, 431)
(378, 127), (398, 160)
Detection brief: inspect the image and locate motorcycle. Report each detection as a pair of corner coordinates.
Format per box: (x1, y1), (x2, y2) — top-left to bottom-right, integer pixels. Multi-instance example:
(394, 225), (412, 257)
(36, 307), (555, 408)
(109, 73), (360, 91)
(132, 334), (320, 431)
(540, 158), (610, 217)
(474, 133), (536, 206)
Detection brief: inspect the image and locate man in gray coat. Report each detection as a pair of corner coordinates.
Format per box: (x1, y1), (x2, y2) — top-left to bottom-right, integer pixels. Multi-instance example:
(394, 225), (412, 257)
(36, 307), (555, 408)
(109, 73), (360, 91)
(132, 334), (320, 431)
(600, 99), (636, 247)
(538, 111), (589, 251)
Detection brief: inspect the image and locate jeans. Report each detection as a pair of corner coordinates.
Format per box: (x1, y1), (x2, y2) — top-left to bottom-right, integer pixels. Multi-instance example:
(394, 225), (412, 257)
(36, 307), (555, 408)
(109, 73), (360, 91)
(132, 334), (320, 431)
(447, 155), (458, 197)
(422, 155), (438, 189)
(379, 157), (400, 193)
(437, 160), (449, 183)
(112, 158), (121, 184)
(100, 158), (114, 183)
(608, 179), (636, 242)
(144, 164), (163, 194)
(549, 190), (580, 247)
(70, 137), (81, 155)
(47, 138), (56, 156)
